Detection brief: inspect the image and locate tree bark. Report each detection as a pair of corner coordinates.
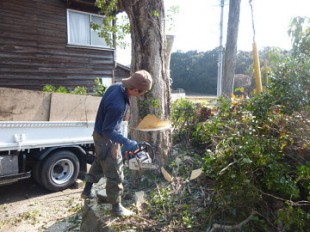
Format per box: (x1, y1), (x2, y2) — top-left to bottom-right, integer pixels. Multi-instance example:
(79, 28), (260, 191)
(222, 0), (241, 98)
(121, 0), (172, 163)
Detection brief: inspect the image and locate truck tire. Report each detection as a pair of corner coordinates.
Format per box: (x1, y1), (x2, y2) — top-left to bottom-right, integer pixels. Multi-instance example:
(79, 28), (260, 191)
(40, 150), (80, 192)
(32, 160), (42, 185)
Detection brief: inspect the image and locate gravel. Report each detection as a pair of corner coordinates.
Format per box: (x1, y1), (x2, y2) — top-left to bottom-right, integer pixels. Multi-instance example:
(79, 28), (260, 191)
(0, 178), (84, 232)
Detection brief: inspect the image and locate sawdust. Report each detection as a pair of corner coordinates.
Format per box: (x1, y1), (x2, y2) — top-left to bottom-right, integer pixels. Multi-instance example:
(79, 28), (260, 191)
(136, 114), (170, 130)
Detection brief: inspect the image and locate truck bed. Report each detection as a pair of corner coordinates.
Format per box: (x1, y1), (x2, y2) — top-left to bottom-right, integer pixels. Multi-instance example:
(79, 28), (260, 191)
(0, 121), (128, 151)
(0, 121), (95, 151)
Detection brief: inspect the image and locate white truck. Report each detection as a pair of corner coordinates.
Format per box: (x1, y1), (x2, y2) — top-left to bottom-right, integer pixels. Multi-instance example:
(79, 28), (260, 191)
(0, 87), (127, 191)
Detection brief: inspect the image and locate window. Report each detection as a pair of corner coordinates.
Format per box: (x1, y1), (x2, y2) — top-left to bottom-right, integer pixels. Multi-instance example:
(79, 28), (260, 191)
(67, 9), (110, 48)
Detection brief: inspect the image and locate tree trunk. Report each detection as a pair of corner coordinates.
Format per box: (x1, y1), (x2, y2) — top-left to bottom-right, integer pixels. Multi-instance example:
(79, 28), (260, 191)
(222, 0), (241, 98)
(121, 0), (172, 163)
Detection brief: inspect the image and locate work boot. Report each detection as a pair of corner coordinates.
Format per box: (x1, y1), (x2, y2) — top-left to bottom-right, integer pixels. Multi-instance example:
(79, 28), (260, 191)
(81, 182), (94, 199)
(111, 203), (135, 217)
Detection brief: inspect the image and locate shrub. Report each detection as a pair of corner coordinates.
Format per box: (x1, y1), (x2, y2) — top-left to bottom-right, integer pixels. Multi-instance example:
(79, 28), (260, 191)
(170, 23), (310, 229)
(42, 84), (56, 92)
(172, 98), (213, 147)
(55, 86), (69, 93)
(42, 78), (107, 96)
(197, 54), (310, 230)
(93, 77), (107, 96)
(71, 86), (88, 95)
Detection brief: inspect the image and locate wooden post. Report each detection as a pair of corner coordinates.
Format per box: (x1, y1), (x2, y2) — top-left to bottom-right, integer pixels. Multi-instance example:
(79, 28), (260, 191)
(253, 42), (263, 93)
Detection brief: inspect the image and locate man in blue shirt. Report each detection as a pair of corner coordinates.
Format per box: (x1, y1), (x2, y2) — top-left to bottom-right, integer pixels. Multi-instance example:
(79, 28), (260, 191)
(81, 70), (153, 217)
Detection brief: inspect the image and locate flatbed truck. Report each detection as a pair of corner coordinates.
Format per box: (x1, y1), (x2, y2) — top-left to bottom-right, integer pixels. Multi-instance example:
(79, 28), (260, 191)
(0, 87), (127, 191)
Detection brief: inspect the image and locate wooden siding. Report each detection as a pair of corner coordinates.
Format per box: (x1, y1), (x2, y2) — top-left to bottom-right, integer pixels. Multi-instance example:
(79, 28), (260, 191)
(114, 63), (130, 83)
(0, 0), (115, 92)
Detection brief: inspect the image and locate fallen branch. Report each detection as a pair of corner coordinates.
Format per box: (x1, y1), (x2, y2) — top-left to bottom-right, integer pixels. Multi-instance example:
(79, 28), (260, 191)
(133, 215), (156, 224)
(209, 210), (255, 232)
(219, 158), (242, 175)
(261, 191), (310, 206)
(101, 217), (119, 229)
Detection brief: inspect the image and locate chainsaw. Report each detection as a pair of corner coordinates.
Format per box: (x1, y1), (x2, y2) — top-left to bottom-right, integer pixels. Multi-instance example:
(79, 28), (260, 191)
(123, 141), (160, 171)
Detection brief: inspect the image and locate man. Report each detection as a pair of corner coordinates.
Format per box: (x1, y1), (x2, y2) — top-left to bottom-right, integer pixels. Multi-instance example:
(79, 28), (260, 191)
(81, 70), (153, 217)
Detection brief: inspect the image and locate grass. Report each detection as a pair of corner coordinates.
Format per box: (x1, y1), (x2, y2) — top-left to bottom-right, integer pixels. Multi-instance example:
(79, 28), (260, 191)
(186, 96), (217, 107)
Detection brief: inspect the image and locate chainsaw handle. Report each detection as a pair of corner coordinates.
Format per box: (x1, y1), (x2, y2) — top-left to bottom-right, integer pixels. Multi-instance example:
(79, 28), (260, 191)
(125, 141), (155, 159)
(137, 141), (152, 151)
(139, 141), (155, 154)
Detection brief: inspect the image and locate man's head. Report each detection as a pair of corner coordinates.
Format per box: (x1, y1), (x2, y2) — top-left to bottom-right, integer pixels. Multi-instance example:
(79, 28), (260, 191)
(122, 70), (153, 96)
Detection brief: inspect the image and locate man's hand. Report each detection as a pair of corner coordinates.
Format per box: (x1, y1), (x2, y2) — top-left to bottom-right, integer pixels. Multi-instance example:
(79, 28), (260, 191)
(124, 139), (139, 153)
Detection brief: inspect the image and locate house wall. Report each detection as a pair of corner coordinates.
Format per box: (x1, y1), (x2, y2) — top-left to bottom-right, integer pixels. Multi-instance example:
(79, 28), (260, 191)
(114, 64), (130, 83)
(0, 0), (115, 92)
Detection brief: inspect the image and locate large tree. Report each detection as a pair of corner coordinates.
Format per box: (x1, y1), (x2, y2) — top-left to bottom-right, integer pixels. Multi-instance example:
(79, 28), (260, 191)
(222, 0), (241, 98)
(97, 0), (172, 161)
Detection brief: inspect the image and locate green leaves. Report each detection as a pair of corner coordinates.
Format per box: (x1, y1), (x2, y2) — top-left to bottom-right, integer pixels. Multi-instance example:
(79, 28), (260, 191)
(288, 16), (310, 56)
(169, 16), (310, 230)
(70, 86), (88, 95)
(93, 77), (107, 96)
(94, 0), (131, 48)
(137, 95), (160, 119)
(172, 77), (309, 229)
(172, 98), (211, 146)
(42, 78), (107, 96)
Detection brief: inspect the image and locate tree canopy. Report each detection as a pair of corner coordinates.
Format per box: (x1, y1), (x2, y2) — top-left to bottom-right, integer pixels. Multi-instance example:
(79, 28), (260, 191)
(170, 47), (290, 96)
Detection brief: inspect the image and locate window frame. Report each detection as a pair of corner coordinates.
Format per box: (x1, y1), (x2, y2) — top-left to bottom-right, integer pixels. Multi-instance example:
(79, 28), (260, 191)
(67, 9), (113, 50)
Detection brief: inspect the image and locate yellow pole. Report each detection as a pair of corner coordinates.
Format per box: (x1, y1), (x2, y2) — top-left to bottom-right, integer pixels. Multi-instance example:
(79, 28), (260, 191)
(253, 42), (263, 93)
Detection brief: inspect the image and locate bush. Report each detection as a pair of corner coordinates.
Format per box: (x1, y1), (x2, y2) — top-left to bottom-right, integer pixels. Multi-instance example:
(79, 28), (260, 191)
(93, 77), (107, 96)
(193, 55), (309, 230)
(170, 24), (310, 229)
(172, 98), (212, 147)
(71, 86), (88, 95)
(42, 77), (107, 96)
(42, 84), (56, 92)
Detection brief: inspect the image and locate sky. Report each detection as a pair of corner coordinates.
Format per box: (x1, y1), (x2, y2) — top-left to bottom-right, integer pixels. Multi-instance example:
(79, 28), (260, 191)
(116, 0), (309, 65)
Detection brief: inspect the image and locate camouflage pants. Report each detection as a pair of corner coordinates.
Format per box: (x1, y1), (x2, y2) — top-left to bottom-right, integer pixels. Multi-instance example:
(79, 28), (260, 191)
(85, 131), (124, 204)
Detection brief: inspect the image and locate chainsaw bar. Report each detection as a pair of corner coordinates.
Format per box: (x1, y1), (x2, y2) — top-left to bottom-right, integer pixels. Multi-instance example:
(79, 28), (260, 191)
(128, 160), (160, 170)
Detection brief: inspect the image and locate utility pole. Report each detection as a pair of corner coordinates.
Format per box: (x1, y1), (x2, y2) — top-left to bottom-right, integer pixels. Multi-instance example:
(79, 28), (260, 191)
(217, 0), (224, 97)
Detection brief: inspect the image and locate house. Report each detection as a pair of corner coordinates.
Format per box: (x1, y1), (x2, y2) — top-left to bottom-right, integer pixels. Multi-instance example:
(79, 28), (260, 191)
(0, 0), (129, 92)
(114, 62), (130, 83)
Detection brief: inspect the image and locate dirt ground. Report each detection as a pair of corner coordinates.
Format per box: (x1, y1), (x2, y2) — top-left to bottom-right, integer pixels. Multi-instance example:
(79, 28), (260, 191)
(0, 177), (84, 232)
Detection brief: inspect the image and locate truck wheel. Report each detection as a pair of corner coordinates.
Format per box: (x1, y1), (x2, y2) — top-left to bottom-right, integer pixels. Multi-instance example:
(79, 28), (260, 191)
(40, 150), (80, 192)
(32, 160), (42, 185)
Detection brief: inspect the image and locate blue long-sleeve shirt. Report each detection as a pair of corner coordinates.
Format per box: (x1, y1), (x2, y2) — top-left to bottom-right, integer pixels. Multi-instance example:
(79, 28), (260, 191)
(94, 84), (129, 145)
